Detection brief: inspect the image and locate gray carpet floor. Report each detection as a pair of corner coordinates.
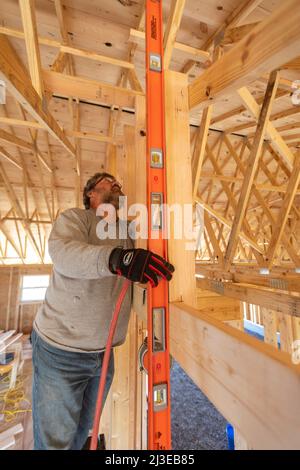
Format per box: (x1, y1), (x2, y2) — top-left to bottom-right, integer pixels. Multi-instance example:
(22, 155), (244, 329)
(171, 360), (228, 450)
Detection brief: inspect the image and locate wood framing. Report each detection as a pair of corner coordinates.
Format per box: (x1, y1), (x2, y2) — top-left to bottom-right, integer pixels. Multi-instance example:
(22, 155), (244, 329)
(0, 34), (75, 157)
(163, 0), (186, 70)
(129, 28), (210, 63)
(224, 71), (279, 268)
(0, 0), (299, 451)
(0, 163), (43, 262)
(237, 87), (295, 170)
(265, 153), (300, 268)
(196, 277), (300, 318)
(188, 0), (300, 109)
(196, 196), (263, 253)
(42, 70), (143, 109)
(170, 301), (300, 449)
(165, 70), (196, 306)
(192, 106), (212, 200)
(196, 263), (300, 294)
(19, 0), (44, 99)
(0, 129), (33, 151)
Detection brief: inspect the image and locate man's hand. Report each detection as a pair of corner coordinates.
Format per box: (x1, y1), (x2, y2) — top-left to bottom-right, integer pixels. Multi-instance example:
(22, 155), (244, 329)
(109, 247), (174, 287)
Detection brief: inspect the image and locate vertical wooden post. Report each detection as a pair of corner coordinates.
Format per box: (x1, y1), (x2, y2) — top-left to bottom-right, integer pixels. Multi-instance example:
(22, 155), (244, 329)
(262, 307), (278, 348)
(134, 95), (147, 250)
(133, 95), (147, 448)
(164, 70), (196, 306)
(277, 312), (294, 354)
(5, 266), (13, 330)
(107, 144), (117, 177)
(124, 125), (136, 209)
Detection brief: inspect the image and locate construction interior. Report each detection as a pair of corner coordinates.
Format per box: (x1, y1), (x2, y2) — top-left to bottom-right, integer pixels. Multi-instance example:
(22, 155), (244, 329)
(0, 0), (300, 450)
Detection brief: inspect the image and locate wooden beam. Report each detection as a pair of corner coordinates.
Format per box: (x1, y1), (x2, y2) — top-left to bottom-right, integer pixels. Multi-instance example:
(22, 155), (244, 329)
(204, 212), (224, 263)
(192, 106), (212, 199)
(53, 0), (69, 43)
(43, 70), (143, 109)
(261, 307), (278, 348)
(106, 106), (122, 171)
(59, 44), (135, 70)
(134, 95), (147, 250)
(170, 301), (300, 449)
(127, 69), (143, 93)
(0, 34), (76, 157)
(265, 153), (300, 268)
(196, 196), (263, 253)
(196, 277), (300, 317)
(222, 22), (260, 45)
(196, 289), (241, 321)
(224, 71), (279, 268)
(0, 146), (22, 171)
(68, 130), (120, 146)
(0, 117), (42, 129)
(19, 0), (44, 99)
(123, 126), (136, 209)
(196, 263), (300, 294)
(238, 87), (295, 170)
(163, 0), (186, 69)
(51, 50), (68, 73)
(0, 129), (33, 151)
(0, 25), (61, 47)
(0, 22), (137, 72)
(203, 0), (263, 51)
(211, 89), (288, 126)
(0, 223), (24, 262)
(165, 71), (196, 305)
(2, 216), (52, 224)
(188, 0), (300, 110)
(129, 28), (210, 62)
(181, 0), (263, 74)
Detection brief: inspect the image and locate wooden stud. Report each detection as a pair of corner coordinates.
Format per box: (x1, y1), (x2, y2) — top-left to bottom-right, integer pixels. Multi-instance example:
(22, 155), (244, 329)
(170, 301), (300, 449)
(261, 308), (278, 348)
(19, 0), (45, 99)
(165, 71), (196, 305)
(163, 0), (186, 70)
(192, 106), (212, 200)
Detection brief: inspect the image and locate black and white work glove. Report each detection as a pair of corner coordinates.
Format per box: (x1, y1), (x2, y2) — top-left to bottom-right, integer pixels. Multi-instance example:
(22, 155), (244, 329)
(109, 247), (175, 287)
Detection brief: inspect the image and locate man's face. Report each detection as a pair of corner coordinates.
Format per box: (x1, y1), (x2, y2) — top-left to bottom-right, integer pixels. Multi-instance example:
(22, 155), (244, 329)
(88, 176), (124, 210)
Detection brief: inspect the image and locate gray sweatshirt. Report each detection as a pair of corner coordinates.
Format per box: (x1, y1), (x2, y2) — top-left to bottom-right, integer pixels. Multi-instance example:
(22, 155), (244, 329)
(33, 207), (133, 353)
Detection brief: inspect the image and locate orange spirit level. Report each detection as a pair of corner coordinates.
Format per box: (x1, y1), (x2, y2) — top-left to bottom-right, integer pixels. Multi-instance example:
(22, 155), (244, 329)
(145, 0), (172, 450)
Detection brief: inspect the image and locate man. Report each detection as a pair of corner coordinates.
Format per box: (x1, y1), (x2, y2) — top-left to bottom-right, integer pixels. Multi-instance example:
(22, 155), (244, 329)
(31, 172), (174, 450)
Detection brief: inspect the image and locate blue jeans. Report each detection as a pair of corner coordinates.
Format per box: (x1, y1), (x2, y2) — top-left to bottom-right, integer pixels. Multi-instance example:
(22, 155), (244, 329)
(31, 329), (114, 450)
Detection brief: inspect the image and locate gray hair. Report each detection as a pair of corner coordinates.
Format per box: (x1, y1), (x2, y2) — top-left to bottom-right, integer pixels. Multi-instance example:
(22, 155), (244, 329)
(83, 172), (114, 209)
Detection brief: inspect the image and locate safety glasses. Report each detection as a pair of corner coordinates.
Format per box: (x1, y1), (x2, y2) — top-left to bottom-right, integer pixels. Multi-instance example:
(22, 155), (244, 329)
(94, 176), (122, 190)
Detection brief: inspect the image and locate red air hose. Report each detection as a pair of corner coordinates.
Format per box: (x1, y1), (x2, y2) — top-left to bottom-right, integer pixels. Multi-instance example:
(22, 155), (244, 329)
(90, 278), (131, 450)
